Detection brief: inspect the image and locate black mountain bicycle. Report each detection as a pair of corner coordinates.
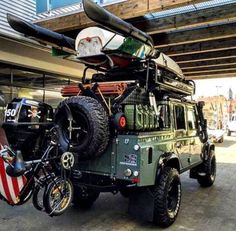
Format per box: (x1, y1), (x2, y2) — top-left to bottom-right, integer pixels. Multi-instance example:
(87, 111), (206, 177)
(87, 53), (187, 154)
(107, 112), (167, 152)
(0, 127), (74, 216)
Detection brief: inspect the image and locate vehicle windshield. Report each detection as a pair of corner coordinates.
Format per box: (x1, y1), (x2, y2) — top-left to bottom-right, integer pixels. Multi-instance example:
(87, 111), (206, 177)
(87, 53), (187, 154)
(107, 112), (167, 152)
(103, 34), (152, 59)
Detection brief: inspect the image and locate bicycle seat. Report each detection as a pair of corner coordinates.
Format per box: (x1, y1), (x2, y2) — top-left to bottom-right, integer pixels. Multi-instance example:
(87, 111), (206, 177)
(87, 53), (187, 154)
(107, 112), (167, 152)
(6, 150), (26, 177)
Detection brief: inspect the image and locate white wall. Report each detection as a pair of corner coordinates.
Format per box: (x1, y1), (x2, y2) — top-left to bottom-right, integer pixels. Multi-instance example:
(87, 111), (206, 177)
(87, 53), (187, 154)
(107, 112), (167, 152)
(0, 0), (38, 37)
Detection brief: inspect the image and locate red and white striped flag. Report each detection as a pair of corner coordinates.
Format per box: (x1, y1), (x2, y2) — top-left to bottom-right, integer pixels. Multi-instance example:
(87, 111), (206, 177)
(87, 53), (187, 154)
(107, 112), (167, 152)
(0, 146), (27, 205)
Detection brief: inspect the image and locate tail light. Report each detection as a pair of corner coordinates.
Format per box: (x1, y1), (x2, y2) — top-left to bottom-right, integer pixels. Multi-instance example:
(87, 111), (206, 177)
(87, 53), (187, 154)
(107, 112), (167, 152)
(113, 112), (127, 130)
(119, 116), (126, 128)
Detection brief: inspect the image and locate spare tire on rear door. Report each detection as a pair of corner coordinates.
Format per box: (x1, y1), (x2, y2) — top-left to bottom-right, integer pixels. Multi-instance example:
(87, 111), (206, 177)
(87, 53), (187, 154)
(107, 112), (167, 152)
(55, 96), (110, 160)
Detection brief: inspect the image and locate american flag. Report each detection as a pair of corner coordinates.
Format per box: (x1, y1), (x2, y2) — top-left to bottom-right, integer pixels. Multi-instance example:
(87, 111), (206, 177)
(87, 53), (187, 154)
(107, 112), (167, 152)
(0, 146), (27, 205)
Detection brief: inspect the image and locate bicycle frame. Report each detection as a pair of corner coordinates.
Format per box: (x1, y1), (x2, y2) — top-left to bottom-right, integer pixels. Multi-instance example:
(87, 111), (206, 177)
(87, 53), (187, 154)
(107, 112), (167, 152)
(0, 141), (59, 205)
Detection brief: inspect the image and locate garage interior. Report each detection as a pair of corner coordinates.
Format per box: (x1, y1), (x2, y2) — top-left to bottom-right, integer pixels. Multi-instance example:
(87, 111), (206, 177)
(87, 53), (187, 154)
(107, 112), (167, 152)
(0, 0), (236, 230)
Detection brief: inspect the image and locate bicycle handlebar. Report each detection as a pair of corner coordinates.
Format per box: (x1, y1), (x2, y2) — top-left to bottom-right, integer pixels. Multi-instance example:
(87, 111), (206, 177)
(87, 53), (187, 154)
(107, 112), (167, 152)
(0, 146), (14, 164)
(1, 145), (16, 156)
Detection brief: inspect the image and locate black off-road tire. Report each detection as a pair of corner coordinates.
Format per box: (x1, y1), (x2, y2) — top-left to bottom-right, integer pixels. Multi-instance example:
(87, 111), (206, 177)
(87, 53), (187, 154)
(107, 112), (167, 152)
(227, 129), (231, 136)
(55, 96), (110, 160)
(152, 167), (181, 227)
(197, 150), (216, 187)
(73, 187), (100, 209)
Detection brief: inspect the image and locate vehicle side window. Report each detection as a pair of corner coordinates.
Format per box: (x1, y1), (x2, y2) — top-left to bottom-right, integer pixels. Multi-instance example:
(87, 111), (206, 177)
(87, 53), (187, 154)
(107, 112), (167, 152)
(157, 104), (170, 129)
(187, 109), (196, 130)
(174, 105), (186, 130)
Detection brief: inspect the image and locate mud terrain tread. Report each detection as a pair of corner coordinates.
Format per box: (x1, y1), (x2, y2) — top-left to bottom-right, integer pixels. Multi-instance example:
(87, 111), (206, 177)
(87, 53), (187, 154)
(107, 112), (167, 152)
(153, 167), (181, 227)
(55, 96), (109, 160)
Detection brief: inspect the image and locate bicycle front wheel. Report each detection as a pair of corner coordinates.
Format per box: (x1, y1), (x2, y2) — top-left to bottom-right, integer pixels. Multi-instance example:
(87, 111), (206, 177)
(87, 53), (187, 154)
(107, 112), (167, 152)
(43, 177), (73, 216)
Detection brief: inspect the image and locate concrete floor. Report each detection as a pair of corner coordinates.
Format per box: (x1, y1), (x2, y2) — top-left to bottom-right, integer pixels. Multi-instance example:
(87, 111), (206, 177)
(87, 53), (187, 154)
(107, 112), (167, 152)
(0, 136), (236, 231)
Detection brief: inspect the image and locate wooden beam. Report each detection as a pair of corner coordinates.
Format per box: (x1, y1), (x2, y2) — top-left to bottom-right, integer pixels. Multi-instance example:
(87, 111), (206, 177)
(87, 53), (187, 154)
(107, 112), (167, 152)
(184, 69), (236, 76)
(153, 22), (236, 47)
(179, 57), (236, 69)
(182, 64), (236, 72)
(36, 0), (210, 32)
(159, 38), (236, 56)
(173, 49), (236, 63)
(182, 62), (236, 71)
(132, 2), (236, 34)
(186, 73), (236, 80)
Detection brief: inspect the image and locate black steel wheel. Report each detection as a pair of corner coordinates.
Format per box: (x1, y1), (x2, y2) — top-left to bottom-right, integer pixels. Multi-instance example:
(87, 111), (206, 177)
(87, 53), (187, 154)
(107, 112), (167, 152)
(43, 178), (73, 216)
(197, 150), (216, 187)
(152, 167), (181, 227)
(55, 96), (110, 160)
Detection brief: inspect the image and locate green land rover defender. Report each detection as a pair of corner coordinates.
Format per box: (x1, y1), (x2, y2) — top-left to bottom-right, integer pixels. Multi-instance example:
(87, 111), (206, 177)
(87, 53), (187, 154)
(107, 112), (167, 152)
(6, 0), (216, 227)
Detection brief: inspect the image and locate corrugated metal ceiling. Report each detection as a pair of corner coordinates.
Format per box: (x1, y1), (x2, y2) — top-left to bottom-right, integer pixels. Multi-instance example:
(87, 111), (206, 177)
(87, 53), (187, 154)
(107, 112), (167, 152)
(0, 0), (39, 38)
(144, 0), (236, 19)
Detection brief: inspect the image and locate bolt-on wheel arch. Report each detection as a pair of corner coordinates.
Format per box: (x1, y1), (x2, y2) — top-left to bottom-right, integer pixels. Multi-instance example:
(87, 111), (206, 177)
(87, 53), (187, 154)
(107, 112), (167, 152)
(152, 167), (181, 227)
(165, 158), (180, 173)
(157, 154), (181, 179)
(55, 96), (110, 160)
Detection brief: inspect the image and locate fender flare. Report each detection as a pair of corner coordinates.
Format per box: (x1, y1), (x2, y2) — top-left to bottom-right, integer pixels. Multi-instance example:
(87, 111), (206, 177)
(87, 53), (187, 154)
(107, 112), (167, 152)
(202, 141), (215, 161)
(155, 152), (181, 182)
